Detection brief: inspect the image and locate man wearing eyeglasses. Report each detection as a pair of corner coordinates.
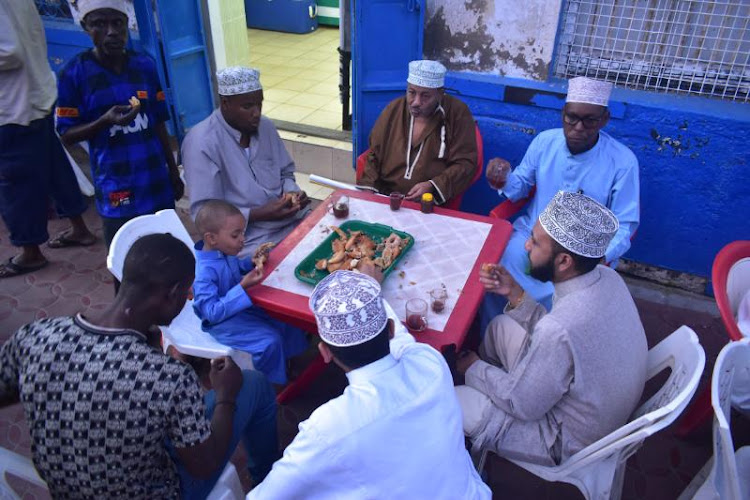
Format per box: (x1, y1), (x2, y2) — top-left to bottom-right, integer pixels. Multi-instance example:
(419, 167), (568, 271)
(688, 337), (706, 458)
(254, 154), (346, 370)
(482, 77), (639, 320)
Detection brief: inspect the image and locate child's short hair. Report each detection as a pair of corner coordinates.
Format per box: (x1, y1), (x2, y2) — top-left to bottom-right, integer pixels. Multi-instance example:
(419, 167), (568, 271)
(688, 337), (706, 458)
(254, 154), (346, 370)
(195, 199), (243, 234)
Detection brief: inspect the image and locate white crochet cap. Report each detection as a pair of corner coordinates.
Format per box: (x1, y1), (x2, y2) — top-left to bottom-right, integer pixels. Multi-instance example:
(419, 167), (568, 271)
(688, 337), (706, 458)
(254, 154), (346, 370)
(217, 67), (262, 96)
(566, 77), (613, 107)
(309, 271), (388, 347)
(539, 191), (619, 259)
(76, 0), (129, 19)
(407, 60), (446, 89)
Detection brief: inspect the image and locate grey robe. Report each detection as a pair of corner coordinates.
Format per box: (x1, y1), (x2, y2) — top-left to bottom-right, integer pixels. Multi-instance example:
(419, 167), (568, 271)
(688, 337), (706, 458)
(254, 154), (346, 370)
(182, 110), (309, 256)
(466, 265), (648, 464)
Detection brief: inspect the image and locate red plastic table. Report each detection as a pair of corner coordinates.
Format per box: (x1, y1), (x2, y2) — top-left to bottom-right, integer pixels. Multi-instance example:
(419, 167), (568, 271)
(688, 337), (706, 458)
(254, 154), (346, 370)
(248, 189), (513, 403)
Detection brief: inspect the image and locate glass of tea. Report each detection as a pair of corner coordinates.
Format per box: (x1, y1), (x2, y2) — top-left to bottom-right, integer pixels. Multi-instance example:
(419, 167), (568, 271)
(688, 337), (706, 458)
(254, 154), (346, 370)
(486, 158), (511, 190)
(330, 195), (349, 219)
(405, 298), (428, 333)
(429, 288), (448, 313)
(389, 192), (405, 211)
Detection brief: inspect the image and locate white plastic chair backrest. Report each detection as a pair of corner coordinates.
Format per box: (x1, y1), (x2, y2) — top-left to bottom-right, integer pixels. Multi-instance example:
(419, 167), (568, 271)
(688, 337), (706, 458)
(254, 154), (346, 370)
(710, 338), (750, 500)
(206, 463), (244, 500)
(106, 209), (194, 281)
(727, 258), (750, 318)
(0, 447), (47, 500)
(160, 299), (233, 359)
(555, 326), (706, 471)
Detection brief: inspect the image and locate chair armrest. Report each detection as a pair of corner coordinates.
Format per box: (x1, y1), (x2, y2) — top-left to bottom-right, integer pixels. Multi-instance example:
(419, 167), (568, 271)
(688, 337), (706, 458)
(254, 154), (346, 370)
(490, 196), (531, 219)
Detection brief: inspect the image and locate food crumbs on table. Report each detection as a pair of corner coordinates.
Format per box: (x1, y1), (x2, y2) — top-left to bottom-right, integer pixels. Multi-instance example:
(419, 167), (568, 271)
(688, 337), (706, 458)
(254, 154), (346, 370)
(398, 271), (406, 278)
(409, 281), (416, 285)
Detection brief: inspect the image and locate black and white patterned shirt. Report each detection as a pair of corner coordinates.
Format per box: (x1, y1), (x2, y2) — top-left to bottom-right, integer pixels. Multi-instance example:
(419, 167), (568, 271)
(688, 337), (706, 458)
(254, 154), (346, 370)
(0, 315), (212, 499)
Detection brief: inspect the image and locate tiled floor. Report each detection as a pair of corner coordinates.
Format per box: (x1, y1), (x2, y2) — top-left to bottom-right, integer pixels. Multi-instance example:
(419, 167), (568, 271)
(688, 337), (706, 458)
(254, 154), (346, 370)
(247, 27), (345, 130)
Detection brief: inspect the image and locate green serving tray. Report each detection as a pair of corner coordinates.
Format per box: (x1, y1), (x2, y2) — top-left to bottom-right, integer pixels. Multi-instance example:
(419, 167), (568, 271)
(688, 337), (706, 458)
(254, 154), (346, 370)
(294, 220), (414, 285)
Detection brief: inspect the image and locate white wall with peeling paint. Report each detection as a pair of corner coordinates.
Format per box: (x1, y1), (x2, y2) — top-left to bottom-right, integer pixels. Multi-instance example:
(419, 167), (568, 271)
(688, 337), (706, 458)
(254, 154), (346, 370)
(425, 0), (563, 81)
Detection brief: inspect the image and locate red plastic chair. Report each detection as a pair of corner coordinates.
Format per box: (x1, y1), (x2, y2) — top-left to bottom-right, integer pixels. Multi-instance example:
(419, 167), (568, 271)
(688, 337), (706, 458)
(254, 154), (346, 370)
(355, 123), (484, 211)
(489, 185), (536, 220)
(676, 240), (750, 436)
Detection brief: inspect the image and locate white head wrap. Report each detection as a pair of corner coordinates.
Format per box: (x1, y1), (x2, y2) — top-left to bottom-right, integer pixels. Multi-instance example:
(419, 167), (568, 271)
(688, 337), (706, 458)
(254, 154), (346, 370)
(217, 67), (262, 96)
(407, 60), (446, 89)
(566, 77), (613, 107)
(539, 191), (619, 259)
(309, 271), (388, 347)
(75, 0), (129, 20)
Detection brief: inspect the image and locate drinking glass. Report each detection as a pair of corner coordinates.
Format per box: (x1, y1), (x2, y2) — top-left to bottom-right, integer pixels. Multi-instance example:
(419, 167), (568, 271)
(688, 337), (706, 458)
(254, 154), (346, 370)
(405, 298), (428, 332)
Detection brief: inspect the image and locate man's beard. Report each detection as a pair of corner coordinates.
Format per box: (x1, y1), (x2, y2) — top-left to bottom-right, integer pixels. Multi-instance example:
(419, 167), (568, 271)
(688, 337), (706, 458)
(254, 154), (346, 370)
(529, 253), (556, 283)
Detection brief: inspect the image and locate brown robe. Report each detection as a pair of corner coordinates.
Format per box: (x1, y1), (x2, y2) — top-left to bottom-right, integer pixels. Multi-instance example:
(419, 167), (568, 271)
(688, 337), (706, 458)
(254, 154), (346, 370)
(359, 94), (478, 204)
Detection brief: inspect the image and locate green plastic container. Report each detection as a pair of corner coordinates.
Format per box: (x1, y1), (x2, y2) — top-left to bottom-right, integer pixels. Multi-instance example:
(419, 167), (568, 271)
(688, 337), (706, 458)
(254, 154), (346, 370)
(295, 220), (414, 285)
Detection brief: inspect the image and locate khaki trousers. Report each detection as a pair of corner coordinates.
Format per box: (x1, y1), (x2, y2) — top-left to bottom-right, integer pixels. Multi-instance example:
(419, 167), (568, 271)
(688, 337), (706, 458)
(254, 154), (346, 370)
(456, 314), (529, 437)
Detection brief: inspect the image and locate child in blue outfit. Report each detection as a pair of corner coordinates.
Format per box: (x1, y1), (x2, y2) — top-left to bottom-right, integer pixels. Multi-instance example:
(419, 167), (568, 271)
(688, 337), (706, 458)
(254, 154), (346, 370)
(192, 200), (308, 385)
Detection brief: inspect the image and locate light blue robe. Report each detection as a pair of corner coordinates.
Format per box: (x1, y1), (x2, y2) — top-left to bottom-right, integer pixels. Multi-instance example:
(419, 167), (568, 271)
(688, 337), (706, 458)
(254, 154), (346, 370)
(482, 129), (640, 331)
(192, 241), (308, 384)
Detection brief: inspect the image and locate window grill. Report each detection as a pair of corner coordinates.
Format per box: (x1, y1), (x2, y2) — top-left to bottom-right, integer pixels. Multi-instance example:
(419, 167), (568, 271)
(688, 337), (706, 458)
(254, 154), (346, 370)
(35, 0), (73, 20)
(554, 0), (750, 102)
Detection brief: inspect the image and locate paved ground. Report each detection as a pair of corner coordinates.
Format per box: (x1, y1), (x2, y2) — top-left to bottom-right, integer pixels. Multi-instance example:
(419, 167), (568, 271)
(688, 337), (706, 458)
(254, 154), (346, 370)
(1, 201), (748, 499)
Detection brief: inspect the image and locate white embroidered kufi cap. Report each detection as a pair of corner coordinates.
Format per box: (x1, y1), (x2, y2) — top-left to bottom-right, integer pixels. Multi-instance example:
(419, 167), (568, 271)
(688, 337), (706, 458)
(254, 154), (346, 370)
(539, 191), (619, 259)
(76, 0), (129, 19)
(407, 60), (447, 89)
(566, 77), (613, 107)
(309, 271), (388, 347)
(217, 67), (262, 96)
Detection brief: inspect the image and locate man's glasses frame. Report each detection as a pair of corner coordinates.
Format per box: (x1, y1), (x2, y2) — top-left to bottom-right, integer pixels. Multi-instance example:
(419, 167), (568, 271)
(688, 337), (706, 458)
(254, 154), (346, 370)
(562, 111), (607, 129)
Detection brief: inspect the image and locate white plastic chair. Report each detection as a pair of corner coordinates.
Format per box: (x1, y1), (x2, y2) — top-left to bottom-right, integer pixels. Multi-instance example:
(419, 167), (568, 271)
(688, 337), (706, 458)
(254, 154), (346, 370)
(0, 447), (47, 499)
(477, 325), (706, 500)
(690, 338), (750, 500)
(206, 463), (245, 500)
(106, 209), (253, 369)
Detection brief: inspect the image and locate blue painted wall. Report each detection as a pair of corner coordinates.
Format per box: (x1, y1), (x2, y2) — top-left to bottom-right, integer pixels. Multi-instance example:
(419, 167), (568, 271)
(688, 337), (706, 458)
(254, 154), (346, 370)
(450, 74), (750, 281)
(356, 72), (750, 281)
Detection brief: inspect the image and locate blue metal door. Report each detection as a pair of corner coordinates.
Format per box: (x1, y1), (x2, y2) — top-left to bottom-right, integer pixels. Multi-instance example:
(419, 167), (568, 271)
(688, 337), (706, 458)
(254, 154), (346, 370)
(352, 0), (424, 158)
(136, 0), (214, 141)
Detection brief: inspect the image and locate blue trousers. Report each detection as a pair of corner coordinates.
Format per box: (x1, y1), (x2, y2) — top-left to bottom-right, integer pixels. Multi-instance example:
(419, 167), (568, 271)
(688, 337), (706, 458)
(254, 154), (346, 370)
(208, 308), (309, 385)
(0, 113), (87, 246)
(170, 370), (279, 500)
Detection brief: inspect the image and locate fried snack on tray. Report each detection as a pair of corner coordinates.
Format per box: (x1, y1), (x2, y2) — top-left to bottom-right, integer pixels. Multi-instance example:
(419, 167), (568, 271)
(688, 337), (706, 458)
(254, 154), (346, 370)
(324, 226), (409, 273)
(252, 242), (276, 271)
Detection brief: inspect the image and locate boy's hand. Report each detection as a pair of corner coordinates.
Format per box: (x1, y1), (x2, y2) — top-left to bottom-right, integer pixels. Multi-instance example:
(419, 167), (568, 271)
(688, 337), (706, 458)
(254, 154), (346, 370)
(102, 105), (139, 126)
(240, 267), (264, 289)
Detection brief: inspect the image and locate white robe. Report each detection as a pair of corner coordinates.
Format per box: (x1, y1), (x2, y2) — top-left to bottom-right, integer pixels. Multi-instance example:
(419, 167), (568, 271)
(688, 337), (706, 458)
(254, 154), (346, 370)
(248, 302), (491, 500)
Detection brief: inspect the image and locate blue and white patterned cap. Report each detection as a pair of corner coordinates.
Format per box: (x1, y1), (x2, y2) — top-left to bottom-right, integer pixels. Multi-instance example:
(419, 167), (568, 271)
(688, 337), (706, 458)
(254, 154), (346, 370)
(566, 77), (613, 107)
(539, 191), (619, 259)
(309, 271), (388, 347)
(217, 67), (262, 96)
(407, 60), (446, 89)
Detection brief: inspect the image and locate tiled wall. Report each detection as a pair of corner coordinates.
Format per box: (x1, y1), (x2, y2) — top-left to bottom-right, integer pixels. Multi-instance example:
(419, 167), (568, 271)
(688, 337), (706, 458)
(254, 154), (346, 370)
(207, 0), (251, 69)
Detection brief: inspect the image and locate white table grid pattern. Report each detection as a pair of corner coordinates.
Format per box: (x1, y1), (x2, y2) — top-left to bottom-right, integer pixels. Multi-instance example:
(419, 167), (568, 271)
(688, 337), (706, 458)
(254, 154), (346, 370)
(262, 198), (492, 331)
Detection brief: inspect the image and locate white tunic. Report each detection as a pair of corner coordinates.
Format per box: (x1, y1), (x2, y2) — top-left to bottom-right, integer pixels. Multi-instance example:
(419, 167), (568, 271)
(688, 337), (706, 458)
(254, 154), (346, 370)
(248, 302), (491, 500)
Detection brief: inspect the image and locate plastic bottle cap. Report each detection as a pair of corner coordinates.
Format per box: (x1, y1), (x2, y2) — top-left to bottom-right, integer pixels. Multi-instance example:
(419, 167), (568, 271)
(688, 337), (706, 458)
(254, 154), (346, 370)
(421, 193), (434, 202)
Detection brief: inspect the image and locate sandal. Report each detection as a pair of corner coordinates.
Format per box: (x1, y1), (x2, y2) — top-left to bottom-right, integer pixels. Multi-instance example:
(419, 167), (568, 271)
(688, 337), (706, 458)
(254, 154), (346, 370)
(47, 232), (96, 249)
(0, 257), (48, 279)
